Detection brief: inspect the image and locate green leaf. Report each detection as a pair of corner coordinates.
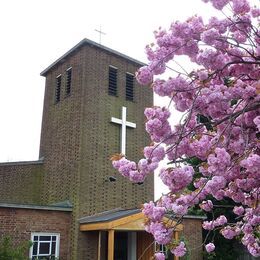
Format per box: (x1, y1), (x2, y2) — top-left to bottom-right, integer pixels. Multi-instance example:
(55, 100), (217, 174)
(196, 114), (213, 131)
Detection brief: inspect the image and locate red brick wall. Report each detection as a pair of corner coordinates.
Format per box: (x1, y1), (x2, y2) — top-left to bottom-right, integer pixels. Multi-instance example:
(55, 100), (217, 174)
(0, 207), (71, 260)
(0, 161), (44, 204)
(181, 218), (203, 260)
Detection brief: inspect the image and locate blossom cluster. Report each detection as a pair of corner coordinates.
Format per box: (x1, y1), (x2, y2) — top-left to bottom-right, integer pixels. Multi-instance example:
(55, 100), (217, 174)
(146, 222), (173, 245)
(112, 143), (165, 183)
(145, 106), (172, 142)
(159, 166), (194, 193)
(202, 215), (228, 230)
(112, 0), (260, 257)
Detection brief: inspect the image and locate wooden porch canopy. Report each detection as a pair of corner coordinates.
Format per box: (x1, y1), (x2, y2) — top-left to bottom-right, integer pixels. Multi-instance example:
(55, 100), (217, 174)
(79, 208), (183, 260)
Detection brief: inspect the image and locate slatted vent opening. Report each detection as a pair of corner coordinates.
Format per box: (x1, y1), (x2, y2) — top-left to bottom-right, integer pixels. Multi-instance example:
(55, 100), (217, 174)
(125, 73), (134, 101)
(55, 75), (61, 103)
(66, 68), (72, 96)
(108, 66), (117, 96)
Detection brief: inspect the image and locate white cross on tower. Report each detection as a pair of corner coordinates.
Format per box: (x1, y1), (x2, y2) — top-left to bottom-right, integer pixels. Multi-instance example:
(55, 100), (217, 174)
(111, 106), (136, 155)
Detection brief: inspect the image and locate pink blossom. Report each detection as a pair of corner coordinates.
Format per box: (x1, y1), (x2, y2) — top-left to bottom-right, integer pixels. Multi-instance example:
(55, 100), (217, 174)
(240, 154), (260, 173)
(215, 215), (227, 226)
(136, 66), (153, 85)
(205, 243), (215, 253)
(253, 116), (260, 132)
(205, 176), (227, 195)
(197, 70), (208, 81)
(160, 166), (194, 193)
(148, 222), (173, 245)
(171, 241), (187, 257)
(203, 221), (215, 230)
(200, 200), (213, 212)
(251, 7), (260, 17)
(196, 49), (218, 69)
(129, 170), (145, 183)
(232, 0), (250, 14)
(221, 227), (239, 239)
(242, 234), (255, 246)
(190, 135), (212, 160)
(171, 203), (189, 216)
(143, 201), (165, 221)
(201, 28), (220, 45)
(211, 0), (229, 9)
(233, 206), (245, 216)
(155, 252), (165, 260)
(247, 243), (260, 257)
(233, 31), (247, 43)
(207, 148), (231, 175)
(208, 17), (229, 33)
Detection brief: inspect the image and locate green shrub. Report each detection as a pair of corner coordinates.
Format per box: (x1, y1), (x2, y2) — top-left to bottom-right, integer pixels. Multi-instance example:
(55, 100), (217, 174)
(0, 236), (32, 260)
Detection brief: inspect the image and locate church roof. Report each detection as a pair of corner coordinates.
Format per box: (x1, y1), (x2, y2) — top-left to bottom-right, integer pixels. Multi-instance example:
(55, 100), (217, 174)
(0, 158), (44, 166)
(0, 202), (72, 212)
(79, 208), (140, 224)
(40, 38), (146, 76)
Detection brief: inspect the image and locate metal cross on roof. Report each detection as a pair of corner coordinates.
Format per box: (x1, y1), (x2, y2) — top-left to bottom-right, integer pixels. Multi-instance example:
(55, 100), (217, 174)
(95, 26), (106, 44)
(111, 106), (136, 155)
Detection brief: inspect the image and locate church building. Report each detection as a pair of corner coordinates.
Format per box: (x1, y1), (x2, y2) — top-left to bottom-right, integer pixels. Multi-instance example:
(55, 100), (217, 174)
(0, 39), (203, 260)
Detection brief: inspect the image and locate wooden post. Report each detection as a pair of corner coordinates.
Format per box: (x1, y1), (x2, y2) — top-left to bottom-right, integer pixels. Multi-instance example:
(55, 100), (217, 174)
(97, 231), (101, 260)
(174, 232), (179, 260)
(108, 230), (115, 260)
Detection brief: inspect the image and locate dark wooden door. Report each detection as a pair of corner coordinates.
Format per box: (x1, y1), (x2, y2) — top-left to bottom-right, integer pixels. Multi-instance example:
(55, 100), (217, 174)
(137, 232), (154, 260)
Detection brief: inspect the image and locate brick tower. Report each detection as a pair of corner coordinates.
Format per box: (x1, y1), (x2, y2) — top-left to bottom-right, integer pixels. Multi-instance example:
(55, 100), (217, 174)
(39, 39), (154, 259)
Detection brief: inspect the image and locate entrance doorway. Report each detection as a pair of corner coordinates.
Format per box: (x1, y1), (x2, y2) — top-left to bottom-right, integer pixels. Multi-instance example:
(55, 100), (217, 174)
(115, 232), (128, 260)
(114, 231), (137, 260)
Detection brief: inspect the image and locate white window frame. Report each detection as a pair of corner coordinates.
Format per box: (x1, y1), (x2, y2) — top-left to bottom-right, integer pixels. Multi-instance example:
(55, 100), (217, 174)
(155, 242), (171, 259)
(29, 232), (60, 259)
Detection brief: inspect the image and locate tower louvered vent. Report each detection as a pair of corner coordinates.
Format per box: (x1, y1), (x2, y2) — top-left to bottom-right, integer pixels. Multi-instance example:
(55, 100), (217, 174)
(66, 68), (72, 96)
(108, 66), (117, 96)
(125, 73), (134, 101)
(55, 75), (61, 103)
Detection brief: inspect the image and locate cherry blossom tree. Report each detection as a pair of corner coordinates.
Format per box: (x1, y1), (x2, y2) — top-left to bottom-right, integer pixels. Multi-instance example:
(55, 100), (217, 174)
(112, 0), (260, 258)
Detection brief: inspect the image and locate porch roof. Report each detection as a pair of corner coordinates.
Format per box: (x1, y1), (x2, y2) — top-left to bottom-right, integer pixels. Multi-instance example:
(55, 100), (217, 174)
(79, 208), (140, 224)
(79, 208), (183, 232)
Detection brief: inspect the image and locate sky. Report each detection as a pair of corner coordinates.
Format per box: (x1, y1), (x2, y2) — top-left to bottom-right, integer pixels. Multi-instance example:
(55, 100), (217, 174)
(0, 0), (232, 199)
